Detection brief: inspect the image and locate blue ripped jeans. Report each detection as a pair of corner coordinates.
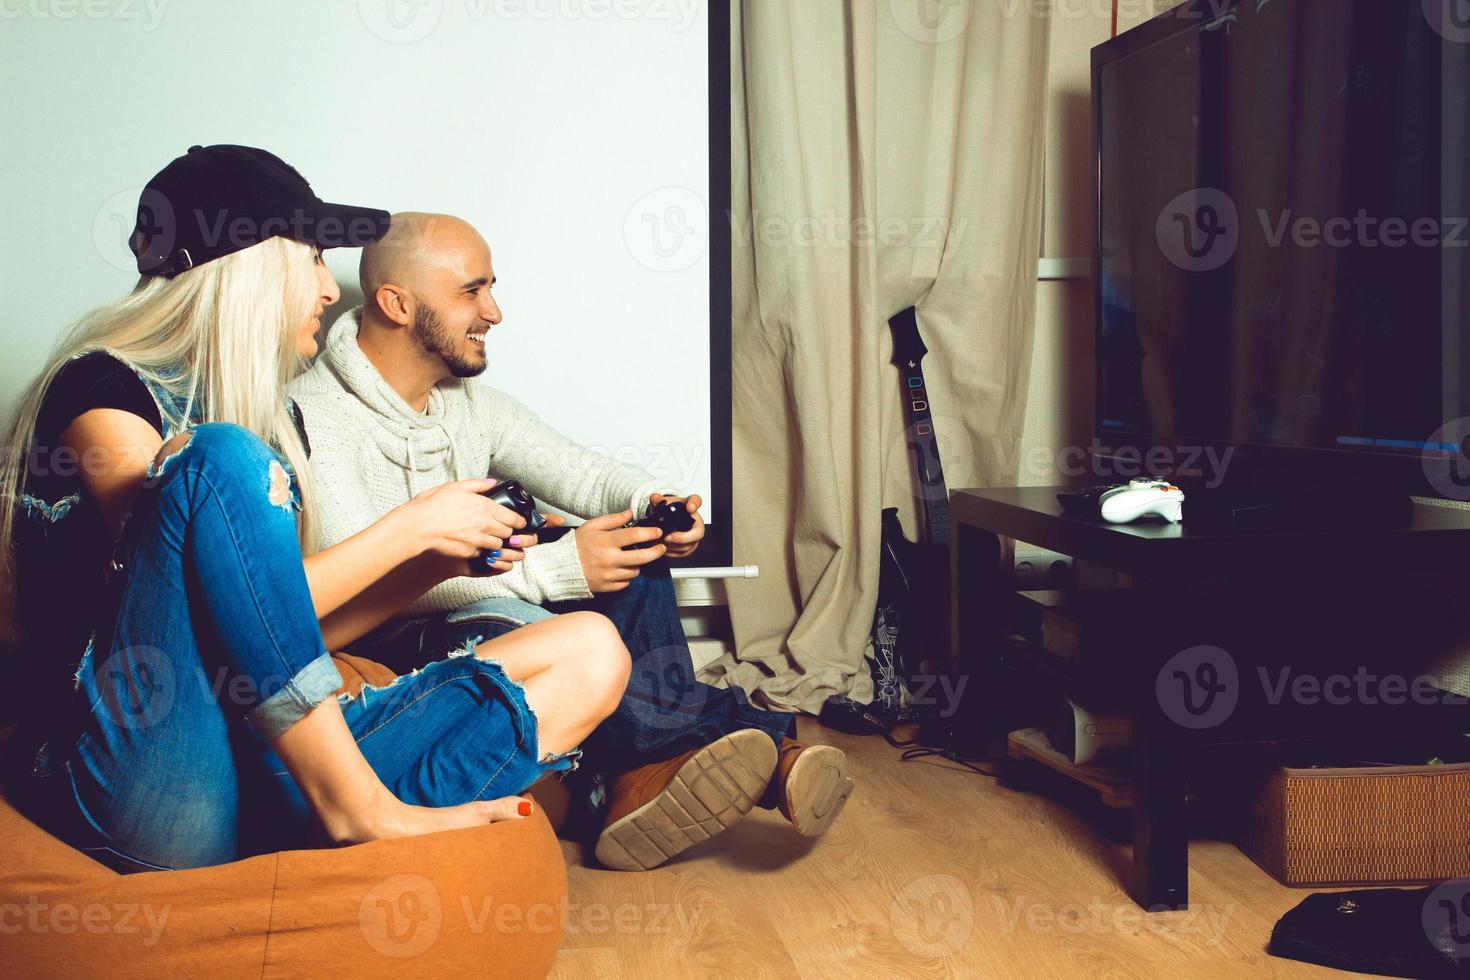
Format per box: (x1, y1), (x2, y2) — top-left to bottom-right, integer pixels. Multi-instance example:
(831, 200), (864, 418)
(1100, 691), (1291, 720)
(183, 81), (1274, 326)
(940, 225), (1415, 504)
(10, 424), (568, 874)
(350, 564), (796, 826)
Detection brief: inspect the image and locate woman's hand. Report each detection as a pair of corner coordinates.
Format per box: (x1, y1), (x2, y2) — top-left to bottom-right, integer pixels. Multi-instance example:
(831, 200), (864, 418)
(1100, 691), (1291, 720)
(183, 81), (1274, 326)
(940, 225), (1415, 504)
(423, 507), (570, 579)
(395, 479), (528, 563)
(342, 796), (535, 844)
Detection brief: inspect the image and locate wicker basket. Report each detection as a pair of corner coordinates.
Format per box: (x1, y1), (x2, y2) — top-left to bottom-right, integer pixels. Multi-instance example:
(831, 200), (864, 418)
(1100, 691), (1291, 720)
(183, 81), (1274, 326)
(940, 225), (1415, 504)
(1236, 762), (1470, 888)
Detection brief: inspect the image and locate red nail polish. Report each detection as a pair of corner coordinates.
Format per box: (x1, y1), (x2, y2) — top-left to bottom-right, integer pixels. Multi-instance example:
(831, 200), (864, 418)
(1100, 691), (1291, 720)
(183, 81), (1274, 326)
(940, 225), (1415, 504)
(518, 801), (533, 816)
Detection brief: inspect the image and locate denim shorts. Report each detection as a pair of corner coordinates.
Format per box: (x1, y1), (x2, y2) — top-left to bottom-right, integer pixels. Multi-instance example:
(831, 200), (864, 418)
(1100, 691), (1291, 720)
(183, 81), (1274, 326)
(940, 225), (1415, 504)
(258, 649), (579, 840)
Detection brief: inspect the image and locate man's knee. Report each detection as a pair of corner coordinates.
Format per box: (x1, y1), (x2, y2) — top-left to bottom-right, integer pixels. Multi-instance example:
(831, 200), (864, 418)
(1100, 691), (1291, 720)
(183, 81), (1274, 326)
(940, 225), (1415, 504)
(603, 565), (675, 610)
(633, 561), (673, 586)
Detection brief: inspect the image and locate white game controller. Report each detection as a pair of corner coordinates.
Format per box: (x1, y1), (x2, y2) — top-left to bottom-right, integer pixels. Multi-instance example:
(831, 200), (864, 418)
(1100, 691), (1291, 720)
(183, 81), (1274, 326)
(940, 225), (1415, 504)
(1099, 479), (1185, 525)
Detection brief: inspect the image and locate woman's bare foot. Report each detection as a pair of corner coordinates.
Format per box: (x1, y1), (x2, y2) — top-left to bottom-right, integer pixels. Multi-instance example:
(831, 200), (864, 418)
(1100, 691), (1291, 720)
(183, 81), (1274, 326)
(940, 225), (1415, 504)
(328, 795), (533, 845)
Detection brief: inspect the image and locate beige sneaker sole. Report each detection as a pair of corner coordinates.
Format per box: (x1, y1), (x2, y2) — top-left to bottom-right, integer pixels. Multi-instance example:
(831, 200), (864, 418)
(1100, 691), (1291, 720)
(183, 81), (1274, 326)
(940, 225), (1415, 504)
(595, 729), (778, 871)
(784, 744), (855, 838)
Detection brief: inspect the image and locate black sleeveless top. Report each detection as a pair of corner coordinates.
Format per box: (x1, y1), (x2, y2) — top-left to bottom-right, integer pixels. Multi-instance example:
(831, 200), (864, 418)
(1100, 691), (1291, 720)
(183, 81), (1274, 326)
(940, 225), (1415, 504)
(2, 353), (166, 778)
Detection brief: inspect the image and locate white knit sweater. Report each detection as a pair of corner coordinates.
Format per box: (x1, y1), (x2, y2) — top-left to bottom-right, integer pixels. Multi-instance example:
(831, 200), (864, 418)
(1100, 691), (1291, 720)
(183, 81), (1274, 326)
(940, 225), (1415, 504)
(289, 308), (669, 612)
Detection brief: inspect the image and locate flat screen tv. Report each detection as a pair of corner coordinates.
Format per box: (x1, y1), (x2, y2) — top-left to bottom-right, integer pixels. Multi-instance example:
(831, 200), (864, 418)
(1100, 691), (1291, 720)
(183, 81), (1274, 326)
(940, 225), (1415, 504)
(1093, 0), (1470, 507)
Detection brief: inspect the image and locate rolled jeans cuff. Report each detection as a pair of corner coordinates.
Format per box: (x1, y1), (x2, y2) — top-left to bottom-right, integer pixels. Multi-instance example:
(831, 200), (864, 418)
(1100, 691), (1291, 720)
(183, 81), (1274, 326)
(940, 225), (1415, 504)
(246, 653), (344, 741)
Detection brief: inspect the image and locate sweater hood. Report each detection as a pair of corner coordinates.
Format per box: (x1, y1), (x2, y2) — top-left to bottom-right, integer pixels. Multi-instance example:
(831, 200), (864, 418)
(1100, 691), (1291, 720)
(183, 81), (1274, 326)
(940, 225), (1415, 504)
(322, 307), (467, 492)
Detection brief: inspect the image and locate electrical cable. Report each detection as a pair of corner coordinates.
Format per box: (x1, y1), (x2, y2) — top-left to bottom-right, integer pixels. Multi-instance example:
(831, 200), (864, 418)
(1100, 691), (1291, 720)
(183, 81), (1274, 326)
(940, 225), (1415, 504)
(898, 745), (1001, 778)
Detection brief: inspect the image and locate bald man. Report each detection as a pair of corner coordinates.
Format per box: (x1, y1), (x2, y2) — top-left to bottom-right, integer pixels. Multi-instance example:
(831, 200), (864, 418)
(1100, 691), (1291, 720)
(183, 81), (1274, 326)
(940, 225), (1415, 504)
(289, 213), (854, 870)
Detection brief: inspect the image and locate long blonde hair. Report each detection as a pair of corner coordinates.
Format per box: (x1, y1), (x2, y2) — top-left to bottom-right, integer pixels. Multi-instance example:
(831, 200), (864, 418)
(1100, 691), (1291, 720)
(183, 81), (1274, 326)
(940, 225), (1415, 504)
(0, 236), (322, 649)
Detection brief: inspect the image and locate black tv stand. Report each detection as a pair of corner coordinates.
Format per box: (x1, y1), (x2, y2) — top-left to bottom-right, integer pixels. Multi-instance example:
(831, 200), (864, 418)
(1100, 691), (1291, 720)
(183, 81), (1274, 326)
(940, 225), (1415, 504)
(948, 487), (1470, 912)
(1173, 476), (1414, 533)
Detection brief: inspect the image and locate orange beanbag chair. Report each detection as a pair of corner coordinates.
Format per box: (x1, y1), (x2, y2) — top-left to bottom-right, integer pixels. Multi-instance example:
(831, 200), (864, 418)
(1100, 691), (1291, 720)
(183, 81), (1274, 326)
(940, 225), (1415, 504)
(0, 655), (567, 978)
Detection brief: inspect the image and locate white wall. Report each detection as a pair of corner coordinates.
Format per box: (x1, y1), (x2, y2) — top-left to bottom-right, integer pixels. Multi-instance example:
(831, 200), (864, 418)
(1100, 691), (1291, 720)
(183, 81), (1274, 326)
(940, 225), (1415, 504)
(0, 0), (713, 517)
(1021, 4), (1156, 487)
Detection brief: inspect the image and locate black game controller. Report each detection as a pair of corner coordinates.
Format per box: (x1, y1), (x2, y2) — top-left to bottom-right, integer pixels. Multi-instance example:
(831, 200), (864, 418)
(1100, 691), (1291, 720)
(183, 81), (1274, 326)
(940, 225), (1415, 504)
(469, 480), (547, 575)
(622, 500), (696, 551)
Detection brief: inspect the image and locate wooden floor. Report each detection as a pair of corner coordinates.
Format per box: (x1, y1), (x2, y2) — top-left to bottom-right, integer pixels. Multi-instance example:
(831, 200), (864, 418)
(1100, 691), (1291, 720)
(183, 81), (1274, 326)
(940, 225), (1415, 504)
(550, 717), (1371, 979)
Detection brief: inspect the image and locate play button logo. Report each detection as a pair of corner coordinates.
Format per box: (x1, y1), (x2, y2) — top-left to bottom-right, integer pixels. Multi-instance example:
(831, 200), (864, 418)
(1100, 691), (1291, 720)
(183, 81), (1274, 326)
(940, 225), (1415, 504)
(359, 0), (443, 44)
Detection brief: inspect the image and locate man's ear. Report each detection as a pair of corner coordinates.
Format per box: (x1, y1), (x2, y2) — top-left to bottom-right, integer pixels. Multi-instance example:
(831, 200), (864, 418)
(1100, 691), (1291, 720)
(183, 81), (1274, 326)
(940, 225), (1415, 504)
(374, 284), (413, 327)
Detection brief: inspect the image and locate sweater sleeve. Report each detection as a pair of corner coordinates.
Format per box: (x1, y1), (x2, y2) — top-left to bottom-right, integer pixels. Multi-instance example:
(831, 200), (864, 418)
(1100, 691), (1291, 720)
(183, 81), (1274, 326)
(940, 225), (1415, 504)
(402, 530), (593, 613)
(474, 386), (671, 522)
(399, 387), (677, 612)
(403, 385), (675, 610)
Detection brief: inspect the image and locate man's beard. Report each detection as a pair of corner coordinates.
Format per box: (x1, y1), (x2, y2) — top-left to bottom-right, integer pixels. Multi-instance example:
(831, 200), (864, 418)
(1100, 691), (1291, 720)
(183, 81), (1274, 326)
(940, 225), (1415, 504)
(410, 302), (487, 379)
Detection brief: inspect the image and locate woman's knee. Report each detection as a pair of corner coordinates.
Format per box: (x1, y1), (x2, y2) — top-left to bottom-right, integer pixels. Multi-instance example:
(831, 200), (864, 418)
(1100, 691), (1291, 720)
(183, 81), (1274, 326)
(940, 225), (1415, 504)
(148, 423), (279, 484)
(561, 611), (630, 711)
(147, 423), (297, 513)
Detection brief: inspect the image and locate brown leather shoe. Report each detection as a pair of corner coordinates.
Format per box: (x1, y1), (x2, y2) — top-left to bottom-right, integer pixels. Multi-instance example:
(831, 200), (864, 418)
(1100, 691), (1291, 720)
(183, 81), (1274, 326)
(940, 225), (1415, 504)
(595, 729), (777, 871)
(769, 739), (855, 838)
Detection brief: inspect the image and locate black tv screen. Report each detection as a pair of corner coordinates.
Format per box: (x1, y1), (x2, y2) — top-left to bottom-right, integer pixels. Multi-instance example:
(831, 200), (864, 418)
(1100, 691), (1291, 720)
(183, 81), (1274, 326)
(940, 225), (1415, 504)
(1095, 0), (1470, 488)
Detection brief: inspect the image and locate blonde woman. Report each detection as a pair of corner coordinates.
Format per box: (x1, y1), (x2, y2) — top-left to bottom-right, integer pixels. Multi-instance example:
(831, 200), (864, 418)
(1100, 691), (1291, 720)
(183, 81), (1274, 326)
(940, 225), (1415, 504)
(0, 145), (629, 871)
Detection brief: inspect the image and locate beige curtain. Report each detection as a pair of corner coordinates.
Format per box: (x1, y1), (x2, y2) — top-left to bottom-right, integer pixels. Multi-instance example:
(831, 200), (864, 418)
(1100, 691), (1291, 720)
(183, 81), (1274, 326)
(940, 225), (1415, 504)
(705, 0), (1053, 714)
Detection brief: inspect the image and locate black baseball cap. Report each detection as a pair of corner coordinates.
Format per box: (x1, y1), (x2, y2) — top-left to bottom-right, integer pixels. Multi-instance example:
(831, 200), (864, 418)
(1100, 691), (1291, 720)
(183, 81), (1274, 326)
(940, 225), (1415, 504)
(128, 144), (391, 278)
